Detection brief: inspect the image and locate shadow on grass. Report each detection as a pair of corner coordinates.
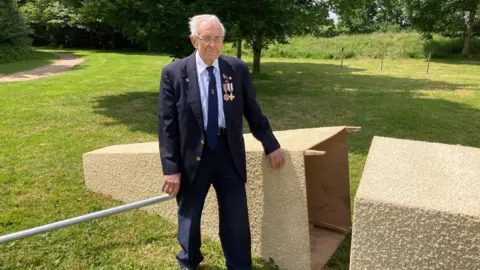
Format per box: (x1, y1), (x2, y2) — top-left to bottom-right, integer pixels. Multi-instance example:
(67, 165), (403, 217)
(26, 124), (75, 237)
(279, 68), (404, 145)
(35, 47), (163, 58)
(93, 91), (158, 134)
(430, 57), (480, 66)
(93, 61), (479, 154)
(55, 48), (173, 58)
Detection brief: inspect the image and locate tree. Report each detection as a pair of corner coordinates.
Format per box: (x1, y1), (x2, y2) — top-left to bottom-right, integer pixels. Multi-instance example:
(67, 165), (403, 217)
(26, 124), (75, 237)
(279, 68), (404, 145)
(404, 0), (480, 56)
(334, 0), (378, 33)
(230, 0), (330, 73)
(195, 0), (330, 73)
(331, 0), (409, 34)
(20, 0), (81, 46)
(0, 0), (32, 63)
(16, 0), (332, 70)
(247, 0), (329, 73)
(0, 0), (31, 44)
(80, 0), (194, 57)
(20, 0), (138, 49)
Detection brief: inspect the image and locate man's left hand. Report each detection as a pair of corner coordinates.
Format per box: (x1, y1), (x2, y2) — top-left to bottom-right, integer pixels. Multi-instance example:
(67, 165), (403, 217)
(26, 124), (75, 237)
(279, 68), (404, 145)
(267, 148), (285, 169)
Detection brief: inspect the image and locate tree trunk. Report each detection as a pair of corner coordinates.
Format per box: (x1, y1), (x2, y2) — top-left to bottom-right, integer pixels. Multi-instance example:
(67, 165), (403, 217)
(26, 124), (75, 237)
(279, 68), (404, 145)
(236, 38), (242, 59)
(253, 47), (261, 74)
(252, 34), (264, 74)
(462, 8), (476, 56)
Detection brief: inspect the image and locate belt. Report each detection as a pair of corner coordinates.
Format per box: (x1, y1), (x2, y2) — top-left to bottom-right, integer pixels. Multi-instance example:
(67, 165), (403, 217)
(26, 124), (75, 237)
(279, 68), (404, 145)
(205, 127), (227, 135)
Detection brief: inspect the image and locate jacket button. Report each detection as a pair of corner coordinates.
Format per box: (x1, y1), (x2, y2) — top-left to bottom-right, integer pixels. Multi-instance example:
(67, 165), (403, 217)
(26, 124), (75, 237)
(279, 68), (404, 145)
(196, 157), (201, 161)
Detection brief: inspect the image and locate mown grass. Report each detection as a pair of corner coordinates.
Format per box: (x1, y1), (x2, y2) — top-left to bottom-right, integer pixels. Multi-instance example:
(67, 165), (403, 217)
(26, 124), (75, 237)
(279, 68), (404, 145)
(0, 50), (59, 76)
(223, 32), (480, 60)
(1, 50), (479, 269)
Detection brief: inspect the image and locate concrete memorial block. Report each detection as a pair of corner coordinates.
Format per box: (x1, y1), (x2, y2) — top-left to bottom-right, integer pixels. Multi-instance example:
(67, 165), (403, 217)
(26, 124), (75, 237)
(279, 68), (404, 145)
(83, 126), (359, 270)
(350, 136), (480, 270)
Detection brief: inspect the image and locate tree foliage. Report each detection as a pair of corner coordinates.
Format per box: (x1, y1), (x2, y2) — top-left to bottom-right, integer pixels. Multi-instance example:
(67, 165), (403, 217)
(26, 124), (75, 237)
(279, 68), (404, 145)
(80, 0), (194, 57)
(20, 0), (134, 48)
(240, 0), (330, 73)
(331, 0), (409, 34)
(16, 0), (331, 72)
(404, 0), (480, 55)
(197, 0), (330, 73)
(0, 0), (33, 63)
(1, 0), (31, 45)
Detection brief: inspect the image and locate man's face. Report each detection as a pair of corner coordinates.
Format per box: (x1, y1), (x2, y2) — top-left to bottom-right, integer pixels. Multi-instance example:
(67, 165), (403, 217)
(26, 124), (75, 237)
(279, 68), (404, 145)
(190, 19), (223, 65)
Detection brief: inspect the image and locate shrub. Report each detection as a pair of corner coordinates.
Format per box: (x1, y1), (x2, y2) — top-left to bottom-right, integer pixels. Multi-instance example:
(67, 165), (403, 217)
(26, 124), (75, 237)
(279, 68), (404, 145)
(0, 0), (33, 63)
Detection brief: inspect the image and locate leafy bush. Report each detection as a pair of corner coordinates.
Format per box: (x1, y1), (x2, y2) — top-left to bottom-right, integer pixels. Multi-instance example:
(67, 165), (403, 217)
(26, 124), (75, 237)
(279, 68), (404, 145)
(0, 0), (33, 63)
(0, 44), (34, 64)
(424, 36), (464, 58)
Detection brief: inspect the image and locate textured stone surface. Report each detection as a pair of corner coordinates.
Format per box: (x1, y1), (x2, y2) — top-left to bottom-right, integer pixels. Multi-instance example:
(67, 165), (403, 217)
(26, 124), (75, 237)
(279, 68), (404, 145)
(83, 126), (355, 270)
(350, 136), (480, 270)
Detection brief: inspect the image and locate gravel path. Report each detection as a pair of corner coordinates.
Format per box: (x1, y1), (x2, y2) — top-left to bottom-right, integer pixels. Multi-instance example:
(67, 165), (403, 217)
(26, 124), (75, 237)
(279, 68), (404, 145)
(0, 52), (85, 83)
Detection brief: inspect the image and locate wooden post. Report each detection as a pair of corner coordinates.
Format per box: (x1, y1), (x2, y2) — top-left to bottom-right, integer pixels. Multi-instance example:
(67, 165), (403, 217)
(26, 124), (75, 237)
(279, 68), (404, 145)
(341, 47), (344, 68)
(427, 53), (431, 74)
(381, 49), (385, 71)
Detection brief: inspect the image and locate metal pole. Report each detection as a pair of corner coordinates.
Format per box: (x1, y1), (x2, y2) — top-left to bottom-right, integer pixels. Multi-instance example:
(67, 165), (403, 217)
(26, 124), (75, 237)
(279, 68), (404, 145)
(340, 47), (344, 68)
(381, 49), (385, 71)
(0, 194), (174, 244)
(427, 53), (431, 74)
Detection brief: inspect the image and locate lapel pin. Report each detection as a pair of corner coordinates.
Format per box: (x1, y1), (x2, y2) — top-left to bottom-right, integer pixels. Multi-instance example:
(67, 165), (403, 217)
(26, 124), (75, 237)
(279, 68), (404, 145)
(186, 78), (189, 82)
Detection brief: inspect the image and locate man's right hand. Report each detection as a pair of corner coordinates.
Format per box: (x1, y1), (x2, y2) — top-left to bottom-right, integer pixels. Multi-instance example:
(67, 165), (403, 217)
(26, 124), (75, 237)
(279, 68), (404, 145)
(162, 173), (181, 195)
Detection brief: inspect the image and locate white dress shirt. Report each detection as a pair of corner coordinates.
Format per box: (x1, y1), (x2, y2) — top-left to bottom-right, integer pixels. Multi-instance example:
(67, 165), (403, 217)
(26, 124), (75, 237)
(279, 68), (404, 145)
(195, 50), (226, 129)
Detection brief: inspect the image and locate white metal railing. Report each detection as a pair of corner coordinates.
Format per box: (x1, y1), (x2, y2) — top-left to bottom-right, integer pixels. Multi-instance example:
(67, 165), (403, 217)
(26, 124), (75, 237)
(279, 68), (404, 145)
(0, 194), (174, 244)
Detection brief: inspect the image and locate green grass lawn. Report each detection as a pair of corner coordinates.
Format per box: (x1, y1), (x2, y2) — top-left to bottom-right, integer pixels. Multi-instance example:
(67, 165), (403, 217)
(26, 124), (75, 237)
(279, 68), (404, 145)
(0, 50), (479, 269)
(0, 50), (59, 76)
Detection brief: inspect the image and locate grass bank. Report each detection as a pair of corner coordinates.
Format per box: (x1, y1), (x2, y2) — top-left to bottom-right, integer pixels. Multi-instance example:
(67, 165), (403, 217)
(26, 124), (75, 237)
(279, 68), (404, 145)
(223, 32), (480, 60)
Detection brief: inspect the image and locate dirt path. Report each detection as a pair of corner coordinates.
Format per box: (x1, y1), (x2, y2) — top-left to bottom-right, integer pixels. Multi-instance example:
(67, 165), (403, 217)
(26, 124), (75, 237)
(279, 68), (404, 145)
(0, 52), (85, 83)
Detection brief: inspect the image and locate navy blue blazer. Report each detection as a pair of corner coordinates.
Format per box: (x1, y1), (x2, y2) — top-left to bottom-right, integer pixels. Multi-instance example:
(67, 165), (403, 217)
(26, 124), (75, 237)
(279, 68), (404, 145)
(158, 52), (280, 183)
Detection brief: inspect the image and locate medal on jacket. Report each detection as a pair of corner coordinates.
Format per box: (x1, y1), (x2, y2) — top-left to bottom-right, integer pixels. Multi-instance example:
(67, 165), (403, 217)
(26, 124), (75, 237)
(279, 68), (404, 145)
(222, 75), (235, 101)
(228, 83), (235, 100)
(223, 78), (230, 101)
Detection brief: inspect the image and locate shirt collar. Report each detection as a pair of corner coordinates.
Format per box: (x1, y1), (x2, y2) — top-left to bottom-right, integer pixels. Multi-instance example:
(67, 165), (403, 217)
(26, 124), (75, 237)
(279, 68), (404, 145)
(196, 50), (220, 75)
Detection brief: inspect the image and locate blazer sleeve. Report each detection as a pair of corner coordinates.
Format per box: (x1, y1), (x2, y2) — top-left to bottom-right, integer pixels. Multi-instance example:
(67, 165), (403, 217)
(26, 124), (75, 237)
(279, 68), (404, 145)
(158, 67), (180, 175)
(241, 62), (280, 155)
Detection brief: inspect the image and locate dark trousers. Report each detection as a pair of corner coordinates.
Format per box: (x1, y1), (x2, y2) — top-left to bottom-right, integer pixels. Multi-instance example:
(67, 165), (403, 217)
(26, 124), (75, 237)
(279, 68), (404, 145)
(176, 134), (252, 270)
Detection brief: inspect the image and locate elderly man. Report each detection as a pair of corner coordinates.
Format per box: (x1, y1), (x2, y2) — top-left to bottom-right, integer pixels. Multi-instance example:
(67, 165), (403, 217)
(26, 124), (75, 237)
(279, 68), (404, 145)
(158, 14), (285, 270)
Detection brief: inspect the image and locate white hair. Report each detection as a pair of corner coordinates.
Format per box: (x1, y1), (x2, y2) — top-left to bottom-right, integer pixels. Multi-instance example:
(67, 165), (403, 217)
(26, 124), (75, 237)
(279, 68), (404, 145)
(189, 14), (226, 37)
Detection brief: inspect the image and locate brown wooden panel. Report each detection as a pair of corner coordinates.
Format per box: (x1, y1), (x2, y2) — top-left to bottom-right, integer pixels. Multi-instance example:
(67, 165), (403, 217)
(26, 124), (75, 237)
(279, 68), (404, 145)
(305, 130), (352, 232)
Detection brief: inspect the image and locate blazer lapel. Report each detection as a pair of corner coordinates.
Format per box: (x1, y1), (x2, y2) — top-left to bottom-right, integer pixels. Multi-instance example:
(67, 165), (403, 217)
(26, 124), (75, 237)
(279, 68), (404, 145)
(219, 56), (233, 128)
(183, 53), (204, 130)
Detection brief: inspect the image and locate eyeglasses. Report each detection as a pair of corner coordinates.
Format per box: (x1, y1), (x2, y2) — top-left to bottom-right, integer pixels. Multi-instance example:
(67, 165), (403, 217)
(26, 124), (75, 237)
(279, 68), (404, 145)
(195, 36), (224, 43)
